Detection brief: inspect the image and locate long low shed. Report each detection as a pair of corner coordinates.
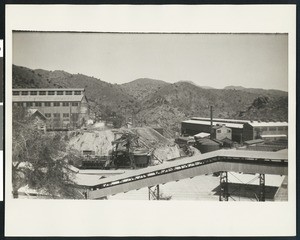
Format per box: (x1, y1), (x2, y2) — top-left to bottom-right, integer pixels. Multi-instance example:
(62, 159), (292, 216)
(182, 119), (288, 142)
(181, 120), (244, 142)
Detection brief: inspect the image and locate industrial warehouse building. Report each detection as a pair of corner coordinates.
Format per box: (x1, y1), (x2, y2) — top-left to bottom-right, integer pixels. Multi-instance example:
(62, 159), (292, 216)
(243, 121), (288, 142)
(12, 88), (89, 130)
(182, 117), (288, 143)
(182, 120), (244, 142)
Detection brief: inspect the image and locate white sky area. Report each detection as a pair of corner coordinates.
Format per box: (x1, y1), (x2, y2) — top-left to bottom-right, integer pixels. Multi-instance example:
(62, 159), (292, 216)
(13, 32), (288, 91)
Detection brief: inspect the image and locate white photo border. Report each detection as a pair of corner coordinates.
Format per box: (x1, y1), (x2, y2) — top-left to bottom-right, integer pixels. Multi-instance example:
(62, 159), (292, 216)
(5, 5), (296, 237)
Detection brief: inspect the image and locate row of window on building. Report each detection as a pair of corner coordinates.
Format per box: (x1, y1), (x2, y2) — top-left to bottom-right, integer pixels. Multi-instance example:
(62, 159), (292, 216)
(254, 126), (288, 132)
(13, 90), (83, 96)
(14, 102), (80, 107)
(45, 113), (79, 118)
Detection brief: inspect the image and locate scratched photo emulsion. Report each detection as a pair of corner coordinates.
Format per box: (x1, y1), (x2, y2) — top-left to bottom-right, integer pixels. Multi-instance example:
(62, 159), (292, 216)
(11, 32), (288, 201)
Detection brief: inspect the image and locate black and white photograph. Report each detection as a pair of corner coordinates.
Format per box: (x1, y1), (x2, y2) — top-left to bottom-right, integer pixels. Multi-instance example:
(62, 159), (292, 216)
(11, 31), (288, 201)
(0, 39), (3, 103)
(5, 5), (296, 237)
(0, 39), (3, 202)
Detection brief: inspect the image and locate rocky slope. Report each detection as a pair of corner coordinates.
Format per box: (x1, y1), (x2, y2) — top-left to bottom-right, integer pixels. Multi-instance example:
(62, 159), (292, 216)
(135, 81), (288, 133)
(121, 78), (169, 101)
(13, 65), (138, 116)
(13, 65), (288, 136)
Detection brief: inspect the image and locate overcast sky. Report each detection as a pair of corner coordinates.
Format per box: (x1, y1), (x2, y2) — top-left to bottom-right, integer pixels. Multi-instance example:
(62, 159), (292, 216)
(13, 32), (288, 91)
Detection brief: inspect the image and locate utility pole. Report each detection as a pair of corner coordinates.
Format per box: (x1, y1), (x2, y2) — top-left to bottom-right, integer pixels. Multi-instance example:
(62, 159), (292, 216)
(132, 111), (134, 128)
(210, 106), (213, 139)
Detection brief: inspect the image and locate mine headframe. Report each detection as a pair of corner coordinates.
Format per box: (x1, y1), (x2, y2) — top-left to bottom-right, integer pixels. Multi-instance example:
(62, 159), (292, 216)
(111, 132), (139, 169)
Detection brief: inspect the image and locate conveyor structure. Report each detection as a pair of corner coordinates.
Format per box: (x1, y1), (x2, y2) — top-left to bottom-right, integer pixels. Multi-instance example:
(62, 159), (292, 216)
(84, 149), (288, 200)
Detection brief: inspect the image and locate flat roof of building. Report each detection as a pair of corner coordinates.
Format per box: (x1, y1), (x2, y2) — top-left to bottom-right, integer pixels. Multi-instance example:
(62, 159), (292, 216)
(194, 132), (210, 138)
(182, 120), (244, 129)
(261, 134), (287, 138)
(244, 139), (265, 145)
(13, 88), (85, 91)
(191, 117), (251, 124)
(12, 95), (84, 102)
(247, 121), (288, 127)
(189, 117), (288, 128)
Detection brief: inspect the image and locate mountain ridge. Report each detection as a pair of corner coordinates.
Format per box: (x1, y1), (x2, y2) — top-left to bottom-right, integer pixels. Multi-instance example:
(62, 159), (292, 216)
(12, 65), (288, 136)
(121, 77), (169, 101)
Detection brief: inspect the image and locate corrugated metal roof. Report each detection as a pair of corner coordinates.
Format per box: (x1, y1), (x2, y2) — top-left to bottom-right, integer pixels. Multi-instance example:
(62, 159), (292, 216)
(12, 95), (84, 102)
(247, 121), (288, 127)
(191, 117), (251, 124)
(182, 120), (244, 129)
(13, 88), (85, 91)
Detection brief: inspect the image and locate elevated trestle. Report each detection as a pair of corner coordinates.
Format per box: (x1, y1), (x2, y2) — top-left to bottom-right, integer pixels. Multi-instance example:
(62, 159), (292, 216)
(85, 150), (288, 200)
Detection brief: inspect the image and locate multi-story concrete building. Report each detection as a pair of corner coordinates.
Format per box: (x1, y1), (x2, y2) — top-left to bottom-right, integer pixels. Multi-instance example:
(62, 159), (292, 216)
(12, 88), (89, 130)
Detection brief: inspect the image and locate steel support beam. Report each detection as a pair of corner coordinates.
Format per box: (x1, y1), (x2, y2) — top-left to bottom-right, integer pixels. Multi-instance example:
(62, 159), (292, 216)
(87, 151), (287, 199)
(130, 154), (136, 169)
(84, 189), (88, 199)
(259, 174), (265, 202)
(219, 171), (229, 201)
(148, 185), (160, 200)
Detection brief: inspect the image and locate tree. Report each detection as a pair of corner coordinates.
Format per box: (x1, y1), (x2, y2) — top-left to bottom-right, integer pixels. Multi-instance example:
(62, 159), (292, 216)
(12, 106), (83, 199)
(112, 114), (125, 128)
